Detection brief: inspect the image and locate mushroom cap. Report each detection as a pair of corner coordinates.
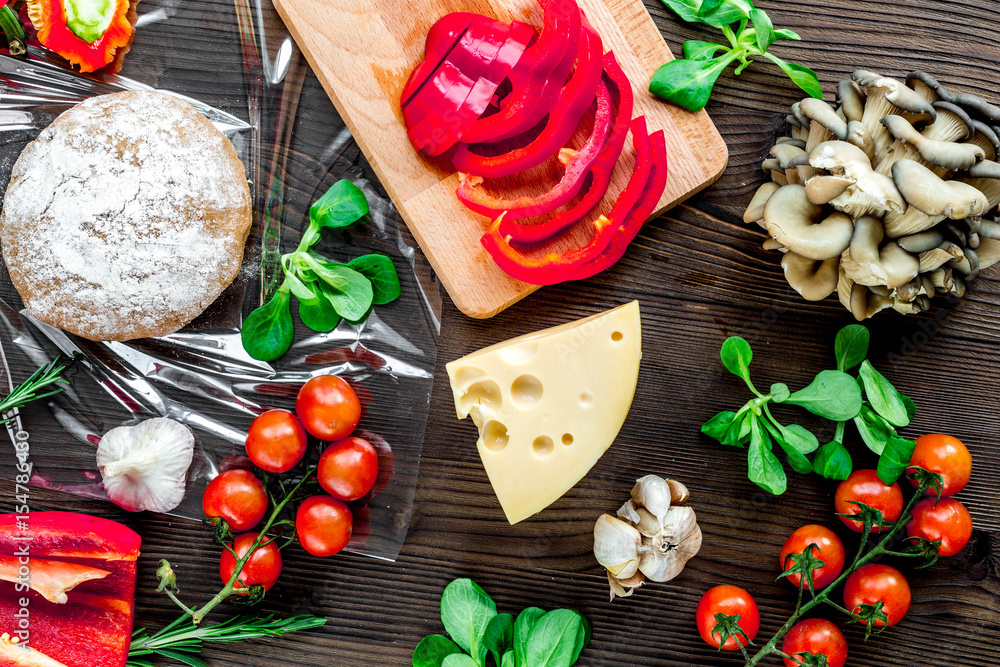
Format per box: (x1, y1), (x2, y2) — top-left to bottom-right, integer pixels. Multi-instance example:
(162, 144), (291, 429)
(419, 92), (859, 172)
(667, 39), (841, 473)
(892, 159), (989, 219)
(849, 282), (894, 321)
(808, 140), (871, 173)
(881, 115), (984, 170)
(805, 175), (853, 205)
(967, 159), (1000, 179)
(781, 252), (840, 301)
(842, 215), (919, 288)
(764, 184), (855, 260)
(852, 70), (938, 118)
(906, 71), (949, 103)
(897, 230), (945, 253)
(926, 101), (974, 141)
(952, 93), (1000, 124)
(970, 122), (1000, 158)
(799, 98), (849, 140)
(771, 144), (808, 169)
(837, 79), (867, 123)
(744, 182), (781, 224)
(846, 120), (875, 162)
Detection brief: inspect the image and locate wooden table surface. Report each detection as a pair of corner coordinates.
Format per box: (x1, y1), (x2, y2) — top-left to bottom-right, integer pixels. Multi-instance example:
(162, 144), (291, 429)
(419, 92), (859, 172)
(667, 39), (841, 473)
(4, 0), (1000, 665)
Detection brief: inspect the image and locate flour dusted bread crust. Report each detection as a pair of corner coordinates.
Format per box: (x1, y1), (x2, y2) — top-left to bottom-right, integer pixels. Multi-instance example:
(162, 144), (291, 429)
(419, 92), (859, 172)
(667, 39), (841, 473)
(0, 90), (252, 341)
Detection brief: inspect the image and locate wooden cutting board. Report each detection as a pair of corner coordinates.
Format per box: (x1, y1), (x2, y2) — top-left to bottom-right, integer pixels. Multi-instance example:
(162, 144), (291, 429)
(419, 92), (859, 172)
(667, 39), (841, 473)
(274, 0), (728, 318)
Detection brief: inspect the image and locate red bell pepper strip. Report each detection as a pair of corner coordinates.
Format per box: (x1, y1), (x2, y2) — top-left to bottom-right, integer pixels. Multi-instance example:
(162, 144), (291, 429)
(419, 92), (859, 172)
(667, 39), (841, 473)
(0, 512), (140, 667)
(498, 50), (634, 241)
(405, 20), (533, 156)
(456, 78), (612, 220)
(453, 17), (603, 178)
(26, 0), (135, 73)
(401, 12), (481, 107)
(479, 116), (655, 285)
(564, 129), (668, 281)
(459, 0), (581, 145)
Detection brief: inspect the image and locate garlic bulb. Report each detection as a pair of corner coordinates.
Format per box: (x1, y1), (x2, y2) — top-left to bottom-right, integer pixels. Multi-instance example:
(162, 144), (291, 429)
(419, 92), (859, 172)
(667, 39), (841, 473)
(596, 475), (702, 601)
(97, 418), (195, 513)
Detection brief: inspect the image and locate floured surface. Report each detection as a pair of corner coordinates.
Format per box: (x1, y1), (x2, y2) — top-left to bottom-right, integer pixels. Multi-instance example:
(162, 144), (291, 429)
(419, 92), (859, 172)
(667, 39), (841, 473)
(0, 90), (252, 341)
(274, 0), (728, 318)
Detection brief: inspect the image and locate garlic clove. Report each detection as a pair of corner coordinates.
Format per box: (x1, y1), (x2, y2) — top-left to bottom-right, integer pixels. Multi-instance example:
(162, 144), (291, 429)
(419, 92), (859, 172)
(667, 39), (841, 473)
(634, 507), (663, 538)
(637, 506), (703, 583)
(666, 478), (690, 505)
(97, 417), (195, 513)
(593, 514), (642, 579)
(631, 475), (672, 524)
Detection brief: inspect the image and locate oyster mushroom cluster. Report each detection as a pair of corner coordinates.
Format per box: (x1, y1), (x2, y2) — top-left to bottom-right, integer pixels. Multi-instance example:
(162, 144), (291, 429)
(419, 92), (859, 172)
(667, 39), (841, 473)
(593, 475), (702, 601)
(745, 70), (1000, 319)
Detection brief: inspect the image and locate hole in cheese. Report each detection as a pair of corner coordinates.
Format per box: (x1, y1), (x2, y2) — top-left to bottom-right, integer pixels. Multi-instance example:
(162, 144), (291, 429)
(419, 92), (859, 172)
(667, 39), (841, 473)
(579, 391), (594, 407)
(482, 421), (509, 451)
(510, 374), (543, 408)
(561, 433), (574, 446)
(532, 435), (554, 457)
(460, 380), (503, 415)
(453, 365), (486, 388)
(611, 331), (623, 341)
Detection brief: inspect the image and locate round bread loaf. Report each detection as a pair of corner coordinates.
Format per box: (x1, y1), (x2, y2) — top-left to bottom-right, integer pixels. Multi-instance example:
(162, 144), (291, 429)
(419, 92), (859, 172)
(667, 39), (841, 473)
(0, 90), (252, 341)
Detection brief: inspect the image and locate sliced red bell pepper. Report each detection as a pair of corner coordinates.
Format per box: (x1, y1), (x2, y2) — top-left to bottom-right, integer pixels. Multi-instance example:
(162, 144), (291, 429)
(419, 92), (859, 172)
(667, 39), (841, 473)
(565, 129), (668, 280)
(401, 12), (481, 106)
(459, 0), (581, 145)
(0, 512), (140, 667)
(456, 78), (612, 220)
(480, 116), (655, 285)
(498, 50), (634, 242)
(26, 0), (134, 73)
(405, 20), (533, 156)
(453, 17), (603, 178)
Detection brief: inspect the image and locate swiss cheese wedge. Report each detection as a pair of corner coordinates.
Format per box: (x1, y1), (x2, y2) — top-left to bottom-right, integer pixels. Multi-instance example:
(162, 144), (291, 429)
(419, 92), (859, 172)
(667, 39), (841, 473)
(446, 301), (642, 524)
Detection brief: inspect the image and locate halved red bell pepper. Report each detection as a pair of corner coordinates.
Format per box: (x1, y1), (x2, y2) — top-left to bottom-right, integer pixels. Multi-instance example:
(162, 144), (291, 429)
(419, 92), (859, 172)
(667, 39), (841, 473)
(0, 512), (140, 667)
(498, 50), (634, 241)
(480, 116), (655, 285)
(405, 20), (533, 156)
(26, 0), (135, 73)
(453, 16), (603, 178)
(564, 128), (668, 280)
(459, 0), (581, 145)
(401, 12), (481, 106)
(456, 78), (612, 220)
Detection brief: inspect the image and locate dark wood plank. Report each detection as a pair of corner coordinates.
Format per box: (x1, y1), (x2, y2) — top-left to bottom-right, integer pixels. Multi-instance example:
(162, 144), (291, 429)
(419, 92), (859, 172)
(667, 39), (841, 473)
(1, 0), (999, 665)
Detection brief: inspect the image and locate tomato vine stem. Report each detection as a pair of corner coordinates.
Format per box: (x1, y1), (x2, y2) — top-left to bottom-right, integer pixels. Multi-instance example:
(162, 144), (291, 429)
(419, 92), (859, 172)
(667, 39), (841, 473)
(743, 472), (936, 666)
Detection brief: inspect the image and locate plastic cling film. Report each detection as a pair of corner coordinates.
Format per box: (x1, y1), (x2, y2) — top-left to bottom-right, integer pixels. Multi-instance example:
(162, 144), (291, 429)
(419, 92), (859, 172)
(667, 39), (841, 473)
(0, 0), (440, 561)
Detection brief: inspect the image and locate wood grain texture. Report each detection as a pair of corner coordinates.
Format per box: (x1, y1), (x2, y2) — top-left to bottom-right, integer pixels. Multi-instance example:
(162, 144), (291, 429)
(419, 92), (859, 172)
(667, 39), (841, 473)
(3, 0), (1000, 666)
(272, 0), (727, 318)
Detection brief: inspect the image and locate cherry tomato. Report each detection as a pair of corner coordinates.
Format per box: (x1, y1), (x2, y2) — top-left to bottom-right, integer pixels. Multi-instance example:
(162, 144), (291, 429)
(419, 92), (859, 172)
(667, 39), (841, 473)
(296, 495), (353, 557)
(296, 375), (361, 441)
(245, 409), (308, 473)
(907, 496), (973, 557)
(834, 469), (903, 533)
(779, 525), (845, 590)
(782, 618), (848, 667)
(202, 469), (268, 532)
(907, 433), (972, 497)
(318, 437), (379, 501)
(843, 564), (910, 627)
(696, 585), (760, 651)
(219, 532), (282, 594)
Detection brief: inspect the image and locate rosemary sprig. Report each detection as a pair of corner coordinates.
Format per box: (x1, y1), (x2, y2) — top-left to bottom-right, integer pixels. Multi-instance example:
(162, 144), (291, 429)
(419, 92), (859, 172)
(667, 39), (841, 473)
(127, 613), (327, 667)
(0, 357), (70, 424)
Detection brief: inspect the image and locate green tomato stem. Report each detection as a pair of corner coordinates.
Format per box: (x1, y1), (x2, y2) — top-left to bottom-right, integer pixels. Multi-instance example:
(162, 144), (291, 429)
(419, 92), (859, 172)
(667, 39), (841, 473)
(169, 468), (317, 625)
(744, 476), (934, 666)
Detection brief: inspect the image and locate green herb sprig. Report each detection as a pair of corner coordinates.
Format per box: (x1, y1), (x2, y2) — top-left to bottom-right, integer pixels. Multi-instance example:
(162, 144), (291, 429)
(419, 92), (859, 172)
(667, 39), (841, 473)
(0, 357), (70, 424)
(701, 325), (917, 494)
(650, 0), (821, 111)
(127, 613), (327, 667)
(242, 180), (402, 361)
(413, 579), (590, 667)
